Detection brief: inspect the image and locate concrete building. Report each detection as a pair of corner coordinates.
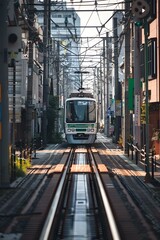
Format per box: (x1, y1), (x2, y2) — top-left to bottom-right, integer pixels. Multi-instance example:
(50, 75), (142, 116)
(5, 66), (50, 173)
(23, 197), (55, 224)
(7, 0), (44, 146)
(36, 0), (81, 100)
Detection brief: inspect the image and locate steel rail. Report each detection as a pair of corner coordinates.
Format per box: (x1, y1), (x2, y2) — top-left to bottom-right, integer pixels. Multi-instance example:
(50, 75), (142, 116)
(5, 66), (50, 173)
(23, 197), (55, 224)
(39, 148), (73, 240)
(89, 149), (121, 240)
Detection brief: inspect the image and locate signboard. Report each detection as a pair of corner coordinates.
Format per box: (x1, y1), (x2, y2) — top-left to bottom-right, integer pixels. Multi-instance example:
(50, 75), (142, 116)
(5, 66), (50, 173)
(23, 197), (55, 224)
(115, 100), (121, 116)
(141, 103), (146, 124)
(128, 78), (134, 110)
(135, 95), (140, 126)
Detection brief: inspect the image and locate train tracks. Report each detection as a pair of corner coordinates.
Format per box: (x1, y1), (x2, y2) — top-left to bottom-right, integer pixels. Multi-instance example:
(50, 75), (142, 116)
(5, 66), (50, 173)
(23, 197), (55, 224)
(0, 141), (160, 239)
(39, 146), (121, 240)
(97, 139), (160, 239)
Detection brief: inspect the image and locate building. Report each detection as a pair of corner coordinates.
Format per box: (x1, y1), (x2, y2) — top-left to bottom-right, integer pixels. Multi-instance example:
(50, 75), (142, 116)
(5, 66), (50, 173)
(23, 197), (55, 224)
(8, 0), (44, 146)
(123, 0), (159, 156)
(36, 0), (81, 100)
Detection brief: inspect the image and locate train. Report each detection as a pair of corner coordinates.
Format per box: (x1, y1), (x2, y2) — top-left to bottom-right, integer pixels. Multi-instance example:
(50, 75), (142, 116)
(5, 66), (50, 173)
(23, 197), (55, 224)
(64, 89), (97, 144)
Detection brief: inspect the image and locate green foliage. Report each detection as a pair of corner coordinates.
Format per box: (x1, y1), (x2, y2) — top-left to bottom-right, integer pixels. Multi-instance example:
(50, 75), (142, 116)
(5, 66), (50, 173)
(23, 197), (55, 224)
(47, 95), (63, 143)
(15, 156), (31, 177)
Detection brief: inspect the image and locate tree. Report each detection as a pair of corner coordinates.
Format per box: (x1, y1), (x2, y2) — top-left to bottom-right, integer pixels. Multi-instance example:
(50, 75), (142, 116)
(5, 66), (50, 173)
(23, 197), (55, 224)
(47, 96), (62, 143)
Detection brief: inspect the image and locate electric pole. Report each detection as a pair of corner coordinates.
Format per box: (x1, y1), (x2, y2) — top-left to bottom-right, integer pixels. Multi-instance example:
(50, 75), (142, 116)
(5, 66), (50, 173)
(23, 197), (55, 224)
(106, 32), (110, 137)
(132, 0), (151, 181)
(134, 26), (141, 148)
(26, 0), (35, 146)
(0, 0), (10, 187)
(123, 0), (131, 153)
(103, 37), (106, 135)
(113, 16), (121, 143)
(42, 0), (50, 146)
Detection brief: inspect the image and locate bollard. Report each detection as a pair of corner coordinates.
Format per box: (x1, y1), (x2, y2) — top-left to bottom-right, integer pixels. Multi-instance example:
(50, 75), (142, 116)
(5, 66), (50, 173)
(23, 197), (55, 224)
(33, 138), (36, 158)
(144, 145), (147, 173)
(127, 142), (130, 157)
(135, 143), (138, 165)
(29, 147), (32, 162)
(20, 148), (22, 170)
(34, 148), (36, 158)
(131, 144), (133, 160)
(41, 139), (43, 149)
(154, 156), (157, 172)
(151, 149), (154, 179)
(11, 145), (16, 181)
(13, 147), (16, 171)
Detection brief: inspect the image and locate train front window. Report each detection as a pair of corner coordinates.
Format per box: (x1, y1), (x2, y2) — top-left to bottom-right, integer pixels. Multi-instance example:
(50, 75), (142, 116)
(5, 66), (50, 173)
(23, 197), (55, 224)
(66, 100), (96, 123)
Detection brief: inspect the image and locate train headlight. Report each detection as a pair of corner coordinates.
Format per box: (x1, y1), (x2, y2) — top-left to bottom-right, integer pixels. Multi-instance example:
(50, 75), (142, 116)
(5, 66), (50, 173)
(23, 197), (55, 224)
(86, 128), (94, 132)
(67, 128), (76, 132)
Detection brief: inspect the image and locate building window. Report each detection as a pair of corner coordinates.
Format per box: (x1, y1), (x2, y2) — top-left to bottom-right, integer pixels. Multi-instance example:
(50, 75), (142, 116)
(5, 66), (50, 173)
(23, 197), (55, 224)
(53, 14), (62, 18)
(64, 14), (71, 18)
(148, 38), (157, 79)
(140, 38), (157, 80)
(147, 0), (156, 23)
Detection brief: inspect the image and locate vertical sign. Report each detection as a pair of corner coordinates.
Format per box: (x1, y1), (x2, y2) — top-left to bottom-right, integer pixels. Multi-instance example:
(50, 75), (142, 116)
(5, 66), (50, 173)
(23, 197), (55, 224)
(128, 78), (134, 110)
(135, 94), (141, 126)
(115, 100), (121, 116)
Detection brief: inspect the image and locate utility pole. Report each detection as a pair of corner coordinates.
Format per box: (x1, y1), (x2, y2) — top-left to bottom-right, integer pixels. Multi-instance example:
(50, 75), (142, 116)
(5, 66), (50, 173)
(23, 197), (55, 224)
(106, 32), (110, 136)
(131, 0), (151, 181)
(97, 67), (100, 129)
(123, 1), (131, 152)
(134, 26), (141, 148)
(42, 0), (50, 146)
(10, 58), (16, 180)
(0, 0), (10, 187)
(56, 41), (60, 134)
(26, 0), (34, 145)
(113, 16), (121, 143)
(56, 41), (60, 96)
(144, 19), (151, 182)
(103, 37), (106, 135)
(100, 55), (103, 123)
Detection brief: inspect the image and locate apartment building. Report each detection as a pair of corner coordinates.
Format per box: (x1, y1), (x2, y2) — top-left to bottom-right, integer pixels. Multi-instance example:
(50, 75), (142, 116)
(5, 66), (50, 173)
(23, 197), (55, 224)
(8, 0), (44, 145)
(146, 0), (160, 153)
(131, 0), (159, 153)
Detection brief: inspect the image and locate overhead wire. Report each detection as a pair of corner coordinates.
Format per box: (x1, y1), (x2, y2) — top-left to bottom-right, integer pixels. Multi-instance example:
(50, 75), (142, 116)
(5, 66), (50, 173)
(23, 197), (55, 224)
(66, 0), (128, 7)
(20, 0), (132, 78)
(56, 0), (132, 81)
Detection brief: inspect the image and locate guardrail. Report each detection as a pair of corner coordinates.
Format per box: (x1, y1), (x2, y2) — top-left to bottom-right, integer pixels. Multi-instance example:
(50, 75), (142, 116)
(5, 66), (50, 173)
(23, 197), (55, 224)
(127, 142), (159, 179)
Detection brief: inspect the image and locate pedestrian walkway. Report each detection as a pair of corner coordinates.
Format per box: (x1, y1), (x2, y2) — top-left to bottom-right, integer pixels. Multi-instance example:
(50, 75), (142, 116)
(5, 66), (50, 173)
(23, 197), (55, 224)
(97, 133), (160, 185)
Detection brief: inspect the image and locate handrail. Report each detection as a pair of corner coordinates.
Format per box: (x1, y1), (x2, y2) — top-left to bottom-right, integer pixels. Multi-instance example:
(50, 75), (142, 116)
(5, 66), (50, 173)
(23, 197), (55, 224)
(127, 142), (157, 179)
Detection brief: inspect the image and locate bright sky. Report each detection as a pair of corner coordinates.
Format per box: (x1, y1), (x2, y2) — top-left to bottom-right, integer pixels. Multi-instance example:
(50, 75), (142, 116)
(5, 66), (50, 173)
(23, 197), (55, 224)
(65, 0), (122, 35)
(64, 0), (123, 89)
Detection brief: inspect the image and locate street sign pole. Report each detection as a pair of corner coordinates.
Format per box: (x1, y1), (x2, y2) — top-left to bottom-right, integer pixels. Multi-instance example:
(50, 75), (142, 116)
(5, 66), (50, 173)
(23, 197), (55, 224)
(144, 20), (151, 182)
(0, 1), (10, 187)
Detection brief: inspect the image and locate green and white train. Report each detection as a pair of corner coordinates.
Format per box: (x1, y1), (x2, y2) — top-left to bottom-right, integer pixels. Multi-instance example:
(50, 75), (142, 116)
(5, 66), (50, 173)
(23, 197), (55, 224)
(64, 90), (97, 144)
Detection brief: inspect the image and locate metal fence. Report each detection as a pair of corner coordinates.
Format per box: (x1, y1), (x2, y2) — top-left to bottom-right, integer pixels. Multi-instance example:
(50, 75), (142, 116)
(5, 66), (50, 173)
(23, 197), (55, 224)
(127, 142), (159, 179)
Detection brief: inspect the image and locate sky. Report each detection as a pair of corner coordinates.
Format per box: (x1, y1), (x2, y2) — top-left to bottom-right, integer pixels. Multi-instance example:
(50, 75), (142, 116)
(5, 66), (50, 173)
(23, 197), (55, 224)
(64, 0), (123, 89)
(65, 0), (122, 34)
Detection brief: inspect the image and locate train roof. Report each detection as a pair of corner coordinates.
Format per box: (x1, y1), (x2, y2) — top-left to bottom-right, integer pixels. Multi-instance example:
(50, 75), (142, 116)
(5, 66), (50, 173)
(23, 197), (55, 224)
(66, 97), (96, 101)
(69, 90), (94, 98)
